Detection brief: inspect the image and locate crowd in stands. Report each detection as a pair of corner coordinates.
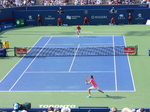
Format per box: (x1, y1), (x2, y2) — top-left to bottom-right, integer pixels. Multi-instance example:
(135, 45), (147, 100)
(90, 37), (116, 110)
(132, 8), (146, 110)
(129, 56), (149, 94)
(0, 0), (36, 8)
(108, 0), (136, 5)
(0, 0), (149, 8)
(41, 107), (148, 112)
(41, 0), (68, 6)
(9, 102), (150, 112)
(40, 107), (147, 112)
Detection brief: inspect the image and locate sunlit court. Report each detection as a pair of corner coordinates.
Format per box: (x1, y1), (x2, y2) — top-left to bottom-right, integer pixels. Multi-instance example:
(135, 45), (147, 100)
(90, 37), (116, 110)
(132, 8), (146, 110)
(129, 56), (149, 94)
(0, 36), (136, 91)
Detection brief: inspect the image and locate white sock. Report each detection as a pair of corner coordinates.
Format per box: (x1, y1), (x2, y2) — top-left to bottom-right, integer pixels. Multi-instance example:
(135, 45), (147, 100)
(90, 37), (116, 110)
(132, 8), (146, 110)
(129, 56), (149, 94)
(104, 93), (107, 95)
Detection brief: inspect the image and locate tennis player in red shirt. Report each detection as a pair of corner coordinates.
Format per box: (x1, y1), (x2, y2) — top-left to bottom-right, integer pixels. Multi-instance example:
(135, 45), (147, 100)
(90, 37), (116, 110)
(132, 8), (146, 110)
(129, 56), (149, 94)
(76, 25), (81, 37)
(57, 18), (62, 26)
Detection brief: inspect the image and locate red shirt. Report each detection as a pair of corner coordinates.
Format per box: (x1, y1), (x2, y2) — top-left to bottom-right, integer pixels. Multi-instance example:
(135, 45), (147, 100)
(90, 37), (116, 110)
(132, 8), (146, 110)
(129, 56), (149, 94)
(76, 26), (81, 30)
(84, 17), (88, 22)
(38, 17), (41, 20)
(111, 18), (115, 22)
(58, 18), (62, 22)
(128, 16), (132, 19)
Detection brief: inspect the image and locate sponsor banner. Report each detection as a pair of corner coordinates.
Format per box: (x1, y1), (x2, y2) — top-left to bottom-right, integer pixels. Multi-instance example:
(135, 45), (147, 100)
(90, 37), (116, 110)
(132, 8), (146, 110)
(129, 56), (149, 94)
(26, 15), (35, 22)
(2, 23), (14, 30)
(91, 15), (107, 19)
(45, 15), (55, 20)
(16, 48), (27, 54)
(66, 15), (81, 20)
(117, 14), (126, 20)
(15, 19), (24, 27)
(124, 47), (135, 53)
(135, 13), (144, 20)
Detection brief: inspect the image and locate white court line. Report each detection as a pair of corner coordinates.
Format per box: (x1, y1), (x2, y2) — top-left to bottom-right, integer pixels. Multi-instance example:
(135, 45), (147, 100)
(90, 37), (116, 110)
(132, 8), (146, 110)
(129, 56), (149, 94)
(68, 44), (80, 72)
(9, 37), (53, 91)
(0, 36), (43, 83)
(25, 71), (114, 73)
(0, 90), (136, 92)
(47, 43), (113, 46)
(81, 31), (93, 33)
(123, 36), (136, 91)
(112, 36), (118, 91)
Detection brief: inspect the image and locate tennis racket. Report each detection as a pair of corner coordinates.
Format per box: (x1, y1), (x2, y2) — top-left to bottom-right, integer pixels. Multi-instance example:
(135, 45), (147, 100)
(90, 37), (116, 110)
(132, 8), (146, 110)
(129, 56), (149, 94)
(85, 76), (88, 82)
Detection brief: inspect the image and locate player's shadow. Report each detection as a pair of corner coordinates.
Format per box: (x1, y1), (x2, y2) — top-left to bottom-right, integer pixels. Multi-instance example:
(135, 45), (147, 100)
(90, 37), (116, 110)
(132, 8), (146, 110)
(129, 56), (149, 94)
(92, 95), (126, 99)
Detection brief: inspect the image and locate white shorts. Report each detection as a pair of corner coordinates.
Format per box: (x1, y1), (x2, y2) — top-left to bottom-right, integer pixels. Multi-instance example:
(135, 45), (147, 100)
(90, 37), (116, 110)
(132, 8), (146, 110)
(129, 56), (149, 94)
(89, 86), (99, 90)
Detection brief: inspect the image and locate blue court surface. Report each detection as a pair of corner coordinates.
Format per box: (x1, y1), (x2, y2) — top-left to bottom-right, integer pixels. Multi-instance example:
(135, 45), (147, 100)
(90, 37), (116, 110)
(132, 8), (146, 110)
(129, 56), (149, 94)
(0, 36), (135, 91)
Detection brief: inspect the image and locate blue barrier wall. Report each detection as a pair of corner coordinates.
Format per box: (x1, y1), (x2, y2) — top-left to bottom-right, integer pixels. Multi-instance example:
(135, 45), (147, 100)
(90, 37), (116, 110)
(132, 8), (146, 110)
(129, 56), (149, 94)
(0, 7), (25, 20)
(13, 8), (150, 25)
(0, 107), (110, 112)
(24, 4), (148, 10)
(0, 5), (149, 26)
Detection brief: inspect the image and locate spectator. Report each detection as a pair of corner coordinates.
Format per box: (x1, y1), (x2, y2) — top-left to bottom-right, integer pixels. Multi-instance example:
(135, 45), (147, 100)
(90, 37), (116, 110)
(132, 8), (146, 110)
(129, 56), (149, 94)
(12, 103), (27, 112)
(37, 14), (42, 26)
(74, 0), (79, 5)
(128, 13), (132, 24)
(147, 0), (150, 4)
(136, 108), (146, 112)
(83, 17), (90, 25)
(121, 107), (132, 112)
(57, 18), (62, 26)
(31, 0), (35, 5)
(54, 109), (60, 112)
(44, 0), (50, 6)
(80, 0), (85, 5)
(61, 107), (71, 112)
(110, 7), (115, 13)
(110, 17), (116, 25)
(110, 107), (118, 112)
(108, 0), (114, 4)
(57, 7), (63, 14)
(125, 0), (129, 4)
(141, 0), (146, 3)
(48, 106), (54, 112)
(0, 39), (3, 48)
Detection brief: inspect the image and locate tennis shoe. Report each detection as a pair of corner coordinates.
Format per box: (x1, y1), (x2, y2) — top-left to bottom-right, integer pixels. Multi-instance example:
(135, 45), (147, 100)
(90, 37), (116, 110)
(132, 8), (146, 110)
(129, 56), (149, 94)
(87, 95), (91, 98)
(106, 94), (109, 97)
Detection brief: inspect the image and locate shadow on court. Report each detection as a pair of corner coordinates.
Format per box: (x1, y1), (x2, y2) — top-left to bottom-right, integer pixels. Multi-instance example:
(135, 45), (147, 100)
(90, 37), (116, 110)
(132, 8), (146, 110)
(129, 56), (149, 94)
(91, 96), (126, 99)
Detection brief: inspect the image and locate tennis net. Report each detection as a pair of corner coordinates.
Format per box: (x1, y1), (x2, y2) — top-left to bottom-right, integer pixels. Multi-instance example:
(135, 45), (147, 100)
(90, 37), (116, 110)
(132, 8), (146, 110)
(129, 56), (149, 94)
(14, 45), (138, 57)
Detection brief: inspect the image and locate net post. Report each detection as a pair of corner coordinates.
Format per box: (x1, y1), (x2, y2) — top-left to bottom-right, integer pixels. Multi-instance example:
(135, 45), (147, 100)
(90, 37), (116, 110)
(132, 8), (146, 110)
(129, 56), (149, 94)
(135, 45), (138, 56)
(14, 47), (16, 56)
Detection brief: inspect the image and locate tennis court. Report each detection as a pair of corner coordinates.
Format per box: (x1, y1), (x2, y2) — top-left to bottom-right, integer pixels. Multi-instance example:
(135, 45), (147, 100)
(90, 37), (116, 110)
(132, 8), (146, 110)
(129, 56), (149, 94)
(0, 36), (135, 92)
